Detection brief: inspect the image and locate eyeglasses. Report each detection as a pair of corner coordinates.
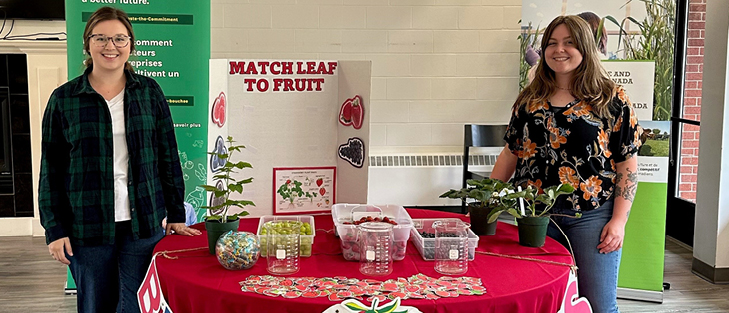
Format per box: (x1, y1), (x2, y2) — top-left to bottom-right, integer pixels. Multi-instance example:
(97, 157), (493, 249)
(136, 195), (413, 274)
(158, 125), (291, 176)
(88, 34), (131, 48)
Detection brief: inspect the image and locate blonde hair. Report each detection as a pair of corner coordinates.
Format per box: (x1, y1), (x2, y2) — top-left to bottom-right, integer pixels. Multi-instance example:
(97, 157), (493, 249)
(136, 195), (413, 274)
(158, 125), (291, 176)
(82, 6), (135, 72)
(514, 15), (616, 119)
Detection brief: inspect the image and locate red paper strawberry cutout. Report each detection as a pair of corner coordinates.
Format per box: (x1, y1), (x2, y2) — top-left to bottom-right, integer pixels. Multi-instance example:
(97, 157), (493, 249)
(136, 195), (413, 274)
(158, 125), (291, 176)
(435, 290), (451, 297)
(302, 291), (318, 298)
(211, 92), (226, 127)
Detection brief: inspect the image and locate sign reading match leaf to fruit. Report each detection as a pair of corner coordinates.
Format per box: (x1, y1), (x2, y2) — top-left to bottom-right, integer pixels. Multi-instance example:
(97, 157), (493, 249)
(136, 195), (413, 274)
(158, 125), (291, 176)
(339, 95), (365, 129)
(214, 59), (371, 215)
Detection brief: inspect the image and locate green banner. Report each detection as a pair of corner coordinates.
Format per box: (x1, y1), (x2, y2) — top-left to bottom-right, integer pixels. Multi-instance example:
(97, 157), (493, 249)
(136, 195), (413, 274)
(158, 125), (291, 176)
(65, 0), (210, 216)
(619, 182), (668, 292)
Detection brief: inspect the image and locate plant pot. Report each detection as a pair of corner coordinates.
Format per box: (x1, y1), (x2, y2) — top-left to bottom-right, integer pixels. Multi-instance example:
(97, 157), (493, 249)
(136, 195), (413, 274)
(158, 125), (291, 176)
(205, 218), (240, 254)
(468, 204), (498, 236)
(517, 216), (550, 247)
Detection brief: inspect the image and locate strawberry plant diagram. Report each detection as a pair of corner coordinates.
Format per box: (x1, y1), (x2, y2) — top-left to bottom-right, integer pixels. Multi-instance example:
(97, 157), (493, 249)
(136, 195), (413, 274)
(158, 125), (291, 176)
(273, 167), (336, 214)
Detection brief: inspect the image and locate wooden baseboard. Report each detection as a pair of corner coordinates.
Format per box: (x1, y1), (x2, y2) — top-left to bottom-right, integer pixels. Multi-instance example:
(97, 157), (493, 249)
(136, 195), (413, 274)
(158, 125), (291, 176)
(692, 257), (729, 284)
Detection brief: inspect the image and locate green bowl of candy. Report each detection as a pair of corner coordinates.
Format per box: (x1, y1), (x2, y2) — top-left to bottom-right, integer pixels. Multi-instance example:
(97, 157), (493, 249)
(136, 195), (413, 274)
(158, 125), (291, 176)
(256, 215), (315, 257)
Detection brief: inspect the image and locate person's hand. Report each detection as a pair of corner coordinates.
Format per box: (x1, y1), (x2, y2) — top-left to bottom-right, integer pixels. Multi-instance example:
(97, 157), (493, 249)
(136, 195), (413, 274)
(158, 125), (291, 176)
(165, 222), (202, 236)
(49, 237), (73, 265)
(597, 219), (626, 254)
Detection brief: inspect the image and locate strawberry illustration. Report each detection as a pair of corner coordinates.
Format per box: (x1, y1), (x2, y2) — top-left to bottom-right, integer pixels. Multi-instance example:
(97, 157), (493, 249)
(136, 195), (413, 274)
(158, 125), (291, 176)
(319, 187), (326, 196)
(339, 99), (353, 126)
(434, 290), (451, 297)
(302, 291), (319, 298)
(351, 95), (364, 129)
(211, 92), (226, 127)
(316, 178), (324, 187)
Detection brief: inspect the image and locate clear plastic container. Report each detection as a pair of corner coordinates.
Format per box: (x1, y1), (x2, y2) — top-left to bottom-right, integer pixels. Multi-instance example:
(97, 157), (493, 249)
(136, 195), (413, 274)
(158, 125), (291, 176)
(265, 221), (300, 275)
(410, 218), (478, 261)
(332, 204), (413, 261)
(358, 222), (394, 276)
(257, 215), (315, 257)
(433, 220), (470, 275)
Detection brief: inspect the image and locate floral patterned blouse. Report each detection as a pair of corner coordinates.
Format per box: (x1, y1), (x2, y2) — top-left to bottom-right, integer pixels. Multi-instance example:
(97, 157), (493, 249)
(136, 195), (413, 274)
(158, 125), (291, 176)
(504, 86), (642, 211)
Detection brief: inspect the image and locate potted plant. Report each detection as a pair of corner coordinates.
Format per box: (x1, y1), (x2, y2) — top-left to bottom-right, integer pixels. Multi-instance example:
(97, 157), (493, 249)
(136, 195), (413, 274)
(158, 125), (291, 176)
(486, 184), (576, 247)
(201, 136), (256, 254)
(439, 178), (513, 236)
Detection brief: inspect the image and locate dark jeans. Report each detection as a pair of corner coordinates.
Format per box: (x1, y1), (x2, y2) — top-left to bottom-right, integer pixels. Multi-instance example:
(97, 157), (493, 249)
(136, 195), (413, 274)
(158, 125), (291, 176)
(67, 221), (164, 313)
(547, 200), (621, 313)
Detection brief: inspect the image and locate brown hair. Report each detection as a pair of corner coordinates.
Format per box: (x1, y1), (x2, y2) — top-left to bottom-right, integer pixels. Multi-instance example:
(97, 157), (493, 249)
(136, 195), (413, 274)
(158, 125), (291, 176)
(82, 6), (135, 72)
(577, 12), (608, 55)
(513, 15), (616, 119)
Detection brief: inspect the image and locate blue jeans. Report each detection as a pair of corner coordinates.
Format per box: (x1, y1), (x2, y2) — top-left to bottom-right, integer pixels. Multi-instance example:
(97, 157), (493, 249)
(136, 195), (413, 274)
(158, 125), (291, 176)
(67, 221), (164, 313)
(547, 200), (621, 313)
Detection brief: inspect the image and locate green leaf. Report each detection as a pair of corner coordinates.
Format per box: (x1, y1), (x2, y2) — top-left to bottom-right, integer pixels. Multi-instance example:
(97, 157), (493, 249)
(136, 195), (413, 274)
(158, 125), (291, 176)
(232, 200), (256, 207)
(205, 215), (222, 221)
(439, 190), (457, 198)
(378, 298), (401, 313)
(504, 190), (527, 199)
(228, 184), (243, 194)
(234, 161), (253, 169)
(557, 183), (575, 194)
(213, 174), (233, 181)
(213, 189), (227, 198)
(232, 211), (250, 218)
(506, 208), (523, 218)
(487, 209), (504, 223)
(201, 185), (219, 192)
(344, 302), (369, 311)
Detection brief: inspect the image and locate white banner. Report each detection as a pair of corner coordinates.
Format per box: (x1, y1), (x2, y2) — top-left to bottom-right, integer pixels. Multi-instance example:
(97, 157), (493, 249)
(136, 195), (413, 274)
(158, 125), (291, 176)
(602, 61), (656, 121)
(137, 255), (173, 313)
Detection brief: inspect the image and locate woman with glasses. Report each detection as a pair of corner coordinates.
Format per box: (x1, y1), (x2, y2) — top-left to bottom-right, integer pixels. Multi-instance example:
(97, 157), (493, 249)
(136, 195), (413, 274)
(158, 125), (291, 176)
(39, 6), (200, 313)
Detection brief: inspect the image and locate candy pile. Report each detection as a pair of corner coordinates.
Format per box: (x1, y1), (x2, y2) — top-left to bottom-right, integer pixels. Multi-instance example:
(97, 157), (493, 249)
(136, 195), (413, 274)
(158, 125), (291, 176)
(239, 274), (486, 302)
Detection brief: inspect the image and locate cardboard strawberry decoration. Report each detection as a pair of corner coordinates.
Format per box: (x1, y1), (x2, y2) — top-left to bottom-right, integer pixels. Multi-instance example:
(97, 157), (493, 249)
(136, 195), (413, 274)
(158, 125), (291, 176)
(211, 92), (226, 128)
(339, 95), (365, 129)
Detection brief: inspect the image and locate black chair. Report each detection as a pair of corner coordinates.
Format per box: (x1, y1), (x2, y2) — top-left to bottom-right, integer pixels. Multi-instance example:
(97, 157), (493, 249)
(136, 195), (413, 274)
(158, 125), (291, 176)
(462, 124), (508, 213)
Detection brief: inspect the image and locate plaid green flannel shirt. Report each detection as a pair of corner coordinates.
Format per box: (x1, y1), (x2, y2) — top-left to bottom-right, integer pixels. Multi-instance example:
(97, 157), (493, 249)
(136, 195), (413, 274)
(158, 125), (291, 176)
(39, 68), (186, 246)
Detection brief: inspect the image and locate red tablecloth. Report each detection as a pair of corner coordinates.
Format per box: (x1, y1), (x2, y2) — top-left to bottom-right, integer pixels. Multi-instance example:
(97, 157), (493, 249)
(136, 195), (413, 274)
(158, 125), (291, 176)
(153, 209), (573, 313)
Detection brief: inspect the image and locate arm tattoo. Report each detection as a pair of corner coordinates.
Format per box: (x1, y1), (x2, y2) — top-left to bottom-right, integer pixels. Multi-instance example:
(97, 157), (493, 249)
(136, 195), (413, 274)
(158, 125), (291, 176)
(615, 168), (638, 202)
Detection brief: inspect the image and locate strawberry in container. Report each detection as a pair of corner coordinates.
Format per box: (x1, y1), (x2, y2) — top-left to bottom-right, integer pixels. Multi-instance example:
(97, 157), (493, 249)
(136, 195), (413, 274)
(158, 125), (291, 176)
(332, 204), (413, 261)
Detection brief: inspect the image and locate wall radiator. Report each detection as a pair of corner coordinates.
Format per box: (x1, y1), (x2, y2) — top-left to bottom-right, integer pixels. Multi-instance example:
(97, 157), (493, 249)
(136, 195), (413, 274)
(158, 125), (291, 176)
(367, 154), (497, 206)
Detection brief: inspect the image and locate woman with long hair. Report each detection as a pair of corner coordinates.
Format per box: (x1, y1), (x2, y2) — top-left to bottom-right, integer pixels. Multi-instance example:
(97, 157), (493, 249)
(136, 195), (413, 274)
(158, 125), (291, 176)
(491, 15), (642, 313)
(39, 6), (200, 312)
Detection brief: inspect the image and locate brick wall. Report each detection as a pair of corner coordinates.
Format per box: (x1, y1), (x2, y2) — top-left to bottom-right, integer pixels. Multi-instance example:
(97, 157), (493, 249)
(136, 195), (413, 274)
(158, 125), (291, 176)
(679, 0), (705, 202)
(210, 0), (522, 155)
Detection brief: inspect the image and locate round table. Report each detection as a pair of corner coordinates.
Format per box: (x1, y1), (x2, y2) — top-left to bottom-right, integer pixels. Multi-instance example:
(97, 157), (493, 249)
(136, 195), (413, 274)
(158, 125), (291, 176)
(153, 209), (573, 313)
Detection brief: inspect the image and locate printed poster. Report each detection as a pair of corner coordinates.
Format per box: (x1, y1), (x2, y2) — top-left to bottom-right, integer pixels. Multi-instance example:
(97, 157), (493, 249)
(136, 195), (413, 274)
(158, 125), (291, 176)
(273, 167), (336, 215)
